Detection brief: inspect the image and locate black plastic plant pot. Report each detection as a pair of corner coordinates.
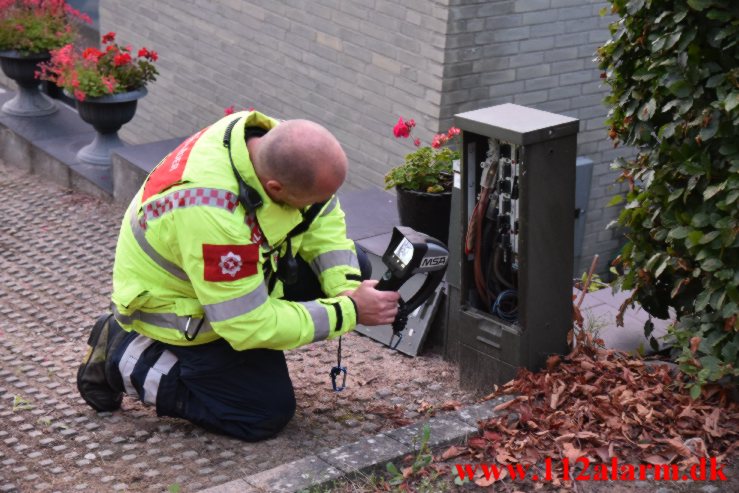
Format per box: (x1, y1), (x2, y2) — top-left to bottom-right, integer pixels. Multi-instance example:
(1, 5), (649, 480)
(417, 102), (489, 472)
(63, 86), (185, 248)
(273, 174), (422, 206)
(75, 87), (147, 166)
(395, 186), (452, 245)
(0, 50), (57, 117)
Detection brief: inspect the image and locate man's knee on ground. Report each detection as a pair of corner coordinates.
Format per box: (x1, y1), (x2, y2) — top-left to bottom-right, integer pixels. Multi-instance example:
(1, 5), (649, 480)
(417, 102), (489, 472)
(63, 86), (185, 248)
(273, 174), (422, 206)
(228, 391), (296, 442)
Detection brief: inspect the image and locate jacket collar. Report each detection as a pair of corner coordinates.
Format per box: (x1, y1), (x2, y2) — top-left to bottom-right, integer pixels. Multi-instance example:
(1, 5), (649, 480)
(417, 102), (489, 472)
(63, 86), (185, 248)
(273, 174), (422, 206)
(226, 111), (303, 247)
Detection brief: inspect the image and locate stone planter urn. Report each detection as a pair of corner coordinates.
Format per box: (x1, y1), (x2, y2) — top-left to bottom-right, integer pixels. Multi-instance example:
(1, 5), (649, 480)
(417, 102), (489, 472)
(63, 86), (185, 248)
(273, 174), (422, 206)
(75, 87), (147, 166)
(0, 50), (57, 117)
(395, 186), (452, 245)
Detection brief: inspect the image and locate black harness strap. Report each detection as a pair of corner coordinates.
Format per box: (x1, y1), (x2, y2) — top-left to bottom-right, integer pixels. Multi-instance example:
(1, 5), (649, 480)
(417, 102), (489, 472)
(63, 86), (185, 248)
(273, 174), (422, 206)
(222, 117), (329, 287)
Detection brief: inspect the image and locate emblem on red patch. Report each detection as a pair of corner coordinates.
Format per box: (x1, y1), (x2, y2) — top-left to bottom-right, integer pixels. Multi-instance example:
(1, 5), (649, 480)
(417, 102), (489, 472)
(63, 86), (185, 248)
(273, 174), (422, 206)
(203, 244), (258, 281)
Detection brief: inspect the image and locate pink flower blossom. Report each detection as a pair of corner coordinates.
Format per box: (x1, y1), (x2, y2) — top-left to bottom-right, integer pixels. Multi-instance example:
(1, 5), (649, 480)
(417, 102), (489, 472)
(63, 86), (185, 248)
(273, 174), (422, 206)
(102, 76), (116, 93)
(73, 89), (85, 101)
(406, 119), (416, 129)
(224, 105), (235, 116)
(431, 134), (448, 149)
(51, 44), (75, 68)
(63, 3), (92, 24)
(447, 127), (461, 138)
(393, 117), (411, 138)
(101, 31), (115, 43)
(413, 138), (421, 147)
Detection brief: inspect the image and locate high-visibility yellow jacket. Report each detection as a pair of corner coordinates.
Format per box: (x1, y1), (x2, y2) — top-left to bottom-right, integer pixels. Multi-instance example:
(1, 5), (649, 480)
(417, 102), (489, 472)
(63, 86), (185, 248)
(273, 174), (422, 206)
(111, 111), (361, 350)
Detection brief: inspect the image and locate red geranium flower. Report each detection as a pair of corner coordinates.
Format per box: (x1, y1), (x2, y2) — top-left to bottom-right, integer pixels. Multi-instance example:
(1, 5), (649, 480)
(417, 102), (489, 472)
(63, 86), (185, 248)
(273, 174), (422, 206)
(224, 104), (256, 116)
(113, 52), (132, 66)
(82, 47), (102, 61)
(39, 35), (159, 100)
(385, 116), (461, 194)
(393, 117), (411, 138)
(0, 0), (91, 54)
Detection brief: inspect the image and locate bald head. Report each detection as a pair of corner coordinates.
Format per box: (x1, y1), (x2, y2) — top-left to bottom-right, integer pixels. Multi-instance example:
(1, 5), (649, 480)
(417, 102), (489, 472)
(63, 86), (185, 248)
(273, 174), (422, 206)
(252, 120), (347, 208)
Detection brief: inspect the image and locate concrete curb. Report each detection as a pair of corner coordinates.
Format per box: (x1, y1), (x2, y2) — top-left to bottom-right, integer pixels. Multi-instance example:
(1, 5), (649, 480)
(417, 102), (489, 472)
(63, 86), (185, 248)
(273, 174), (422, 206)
(197, 395), (512, 493)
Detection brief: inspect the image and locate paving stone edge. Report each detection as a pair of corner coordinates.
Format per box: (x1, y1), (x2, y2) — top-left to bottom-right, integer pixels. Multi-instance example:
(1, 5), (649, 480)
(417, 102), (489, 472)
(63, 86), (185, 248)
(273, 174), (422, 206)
(197, 395), (513, 493)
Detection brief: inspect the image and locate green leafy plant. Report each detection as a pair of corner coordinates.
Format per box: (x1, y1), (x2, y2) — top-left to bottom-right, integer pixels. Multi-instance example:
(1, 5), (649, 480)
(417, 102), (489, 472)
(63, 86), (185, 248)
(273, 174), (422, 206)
(574, 271), (608, 292)
(384, 117), (459, 193)
(0, 0), (90, 54)
(597, 0), (738, 394)
(38, 31), (158, 101)
(385, 423), (433, 485)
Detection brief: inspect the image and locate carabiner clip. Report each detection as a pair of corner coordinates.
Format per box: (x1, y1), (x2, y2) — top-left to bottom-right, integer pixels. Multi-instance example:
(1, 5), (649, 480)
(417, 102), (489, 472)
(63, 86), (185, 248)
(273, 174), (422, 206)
(389, 330), (403, 350)
(183, 316), (205, 341)
(330, 365), (347, 392)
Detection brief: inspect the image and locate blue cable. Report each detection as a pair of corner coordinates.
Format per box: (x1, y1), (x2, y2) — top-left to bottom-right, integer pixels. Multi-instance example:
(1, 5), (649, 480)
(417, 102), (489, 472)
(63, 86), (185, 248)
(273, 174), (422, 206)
(492, 289), (518, 322)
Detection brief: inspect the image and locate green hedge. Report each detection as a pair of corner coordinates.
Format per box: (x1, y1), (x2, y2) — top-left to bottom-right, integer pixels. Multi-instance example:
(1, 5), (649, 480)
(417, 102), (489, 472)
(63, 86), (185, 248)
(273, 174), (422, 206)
(597, 0), (738, 395)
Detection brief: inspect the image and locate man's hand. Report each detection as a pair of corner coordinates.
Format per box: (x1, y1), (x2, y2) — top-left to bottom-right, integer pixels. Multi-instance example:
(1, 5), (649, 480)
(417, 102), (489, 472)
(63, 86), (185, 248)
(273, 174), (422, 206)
(347, 280), (400, 326)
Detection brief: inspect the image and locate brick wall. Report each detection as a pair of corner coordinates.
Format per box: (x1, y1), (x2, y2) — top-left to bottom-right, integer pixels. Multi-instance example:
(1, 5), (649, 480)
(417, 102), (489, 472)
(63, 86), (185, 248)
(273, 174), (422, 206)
(98, 0), (626, 274)
(99, 0), (451, 191)
(442, 0), (628, 275)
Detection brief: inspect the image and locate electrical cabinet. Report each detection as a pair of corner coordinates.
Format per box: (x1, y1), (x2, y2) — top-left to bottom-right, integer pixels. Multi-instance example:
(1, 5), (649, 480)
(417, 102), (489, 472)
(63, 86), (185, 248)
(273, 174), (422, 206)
(445, 104), (579, 391)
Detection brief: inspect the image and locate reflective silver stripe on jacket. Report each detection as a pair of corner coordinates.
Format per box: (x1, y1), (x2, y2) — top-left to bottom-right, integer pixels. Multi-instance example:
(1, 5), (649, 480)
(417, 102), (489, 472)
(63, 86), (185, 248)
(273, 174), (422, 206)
(140, 187), (239, 229)
(202, 285), (269, 323)
(129, 203), (189, 281)
(128, 187), (240, 280)
(310, 250), (359, 276)
(112, 304), (214, 337)
(118, 335), (155, 397)
(142, 350), (178, 406)
(300, 301), (330, 342)
(319, 195), (338, 217)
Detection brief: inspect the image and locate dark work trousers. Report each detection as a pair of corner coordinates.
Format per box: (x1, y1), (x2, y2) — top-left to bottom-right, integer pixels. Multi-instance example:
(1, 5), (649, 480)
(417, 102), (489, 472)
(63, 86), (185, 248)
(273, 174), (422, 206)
(108, 244), (371, 442)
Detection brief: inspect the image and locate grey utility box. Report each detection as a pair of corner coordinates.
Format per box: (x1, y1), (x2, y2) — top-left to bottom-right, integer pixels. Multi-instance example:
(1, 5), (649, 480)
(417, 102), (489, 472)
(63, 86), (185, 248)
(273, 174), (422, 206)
(445, 104), (579, 391)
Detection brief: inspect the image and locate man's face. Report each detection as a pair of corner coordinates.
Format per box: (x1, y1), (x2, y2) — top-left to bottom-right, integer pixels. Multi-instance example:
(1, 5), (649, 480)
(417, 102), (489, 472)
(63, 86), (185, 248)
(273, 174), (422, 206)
(278, 186), (335, 209)
(275, 166), (343, 209)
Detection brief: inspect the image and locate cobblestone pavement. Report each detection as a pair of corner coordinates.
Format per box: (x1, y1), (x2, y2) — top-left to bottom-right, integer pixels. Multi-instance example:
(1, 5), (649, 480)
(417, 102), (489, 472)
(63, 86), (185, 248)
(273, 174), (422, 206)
(0, 161), (478, 493)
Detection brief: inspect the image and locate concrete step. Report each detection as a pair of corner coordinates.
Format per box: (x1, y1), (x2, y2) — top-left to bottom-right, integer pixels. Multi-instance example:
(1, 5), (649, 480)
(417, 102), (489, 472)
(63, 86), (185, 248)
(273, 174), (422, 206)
(0, 90), (111, 200)
(111, 136), (184, 204)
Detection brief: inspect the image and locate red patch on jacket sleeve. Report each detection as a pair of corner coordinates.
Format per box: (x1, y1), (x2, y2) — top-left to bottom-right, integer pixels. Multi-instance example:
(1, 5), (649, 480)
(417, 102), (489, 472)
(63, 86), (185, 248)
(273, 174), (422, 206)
(202, 244), (259, 282)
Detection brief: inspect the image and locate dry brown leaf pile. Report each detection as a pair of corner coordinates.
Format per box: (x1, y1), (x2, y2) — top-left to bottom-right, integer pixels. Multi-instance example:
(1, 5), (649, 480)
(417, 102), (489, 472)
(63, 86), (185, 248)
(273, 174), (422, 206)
(460, 334), (738, 478)
(367, 403), (414, 428)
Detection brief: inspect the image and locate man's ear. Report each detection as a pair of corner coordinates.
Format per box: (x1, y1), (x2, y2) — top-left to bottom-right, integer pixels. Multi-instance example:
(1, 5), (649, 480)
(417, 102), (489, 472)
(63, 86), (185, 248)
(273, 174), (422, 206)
(264, 179), (283, 195)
